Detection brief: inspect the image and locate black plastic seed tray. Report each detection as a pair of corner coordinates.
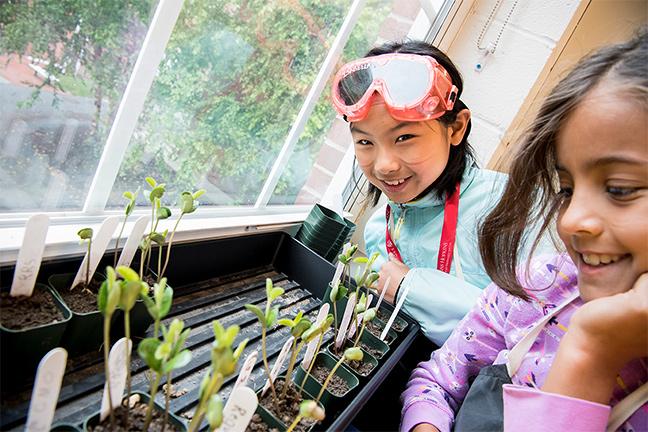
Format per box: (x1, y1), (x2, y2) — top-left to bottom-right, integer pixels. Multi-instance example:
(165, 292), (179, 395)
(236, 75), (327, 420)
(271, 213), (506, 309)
(0, 231), (420, 431)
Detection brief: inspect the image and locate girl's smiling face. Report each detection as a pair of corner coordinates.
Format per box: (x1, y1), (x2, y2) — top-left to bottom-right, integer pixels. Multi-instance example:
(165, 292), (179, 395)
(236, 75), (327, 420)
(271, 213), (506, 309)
(351, 96), (469, 203)
(556, 84), (648, 302)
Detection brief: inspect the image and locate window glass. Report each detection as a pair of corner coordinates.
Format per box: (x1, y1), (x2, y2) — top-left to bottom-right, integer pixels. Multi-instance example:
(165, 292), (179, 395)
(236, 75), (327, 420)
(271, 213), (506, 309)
(108, 1), (350, 208)
(269, 0), (428, 205)
(0, 1), (157, 212)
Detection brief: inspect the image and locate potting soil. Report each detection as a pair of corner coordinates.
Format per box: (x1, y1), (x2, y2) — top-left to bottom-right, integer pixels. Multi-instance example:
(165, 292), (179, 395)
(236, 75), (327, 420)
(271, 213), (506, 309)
(0, 290), (63, 329)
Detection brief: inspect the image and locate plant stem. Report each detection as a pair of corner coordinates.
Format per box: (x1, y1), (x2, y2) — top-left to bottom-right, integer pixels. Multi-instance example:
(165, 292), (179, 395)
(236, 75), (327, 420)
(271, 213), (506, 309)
(188, 372), (223, 432)
(103, 316), (115, 429)
(157, 243), (163, 282)
(282, 339), (302, 399)
(114, 218), (127, 267)
(159, 214), (183, 281)
(299, 335), (324, 393)
(143, 372), (161, 430)
(124, 312), (132, 429)
(332, 301), (339, 341)
(139, 247), (145, 279)
(286, 415), (303, 432)
(260, 326), (279, 410)
(316, 356), (345, 404)
(85, 240), (91, 288)
(354, 322), (366, 347)
(163, 373), (171, 432)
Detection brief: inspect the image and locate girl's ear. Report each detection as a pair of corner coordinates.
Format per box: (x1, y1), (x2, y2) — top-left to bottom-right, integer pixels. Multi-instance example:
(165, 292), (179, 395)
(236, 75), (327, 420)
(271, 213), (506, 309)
(449, 109), (471, 146)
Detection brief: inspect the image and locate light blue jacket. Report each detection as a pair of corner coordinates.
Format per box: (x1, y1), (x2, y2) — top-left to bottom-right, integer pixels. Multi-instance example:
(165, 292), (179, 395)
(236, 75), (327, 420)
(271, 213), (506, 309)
(364, 164), (508, 345)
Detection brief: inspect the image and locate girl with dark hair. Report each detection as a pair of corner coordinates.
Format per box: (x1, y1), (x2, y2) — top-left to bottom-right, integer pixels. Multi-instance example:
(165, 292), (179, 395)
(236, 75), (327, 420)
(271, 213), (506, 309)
(401, 31), (647, 432)
(331, 41), (510, 345)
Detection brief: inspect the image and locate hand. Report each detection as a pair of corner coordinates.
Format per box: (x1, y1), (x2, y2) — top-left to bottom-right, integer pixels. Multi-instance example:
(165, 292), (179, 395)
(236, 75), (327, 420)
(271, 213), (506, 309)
(543, 273), (648, 403)
(412, 424), (441, 432)
(377, 253), (410, 304)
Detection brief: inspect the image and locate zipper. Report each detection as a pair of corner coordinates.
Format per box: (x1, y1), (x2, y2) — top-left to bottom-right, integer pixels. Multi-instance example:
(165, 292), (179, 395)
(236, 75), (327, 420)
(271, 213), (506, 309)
(394, 204), (407, 241)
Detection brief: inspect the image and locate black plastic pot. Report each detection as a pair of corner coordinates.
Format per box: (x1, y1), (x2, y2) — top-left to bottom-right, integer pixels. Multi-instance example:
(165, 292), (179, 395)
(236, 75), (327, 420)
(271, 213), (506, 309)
(355, 328), (390, 360)
(48, 273), (110, 356)
(0, 283), (72, 386)
(293, 352), (358, 409)
(112, 299), (153, 342)
(83, 391), (187, 431)
(255, 376), (323, 432)
(50, 424), (82, 431)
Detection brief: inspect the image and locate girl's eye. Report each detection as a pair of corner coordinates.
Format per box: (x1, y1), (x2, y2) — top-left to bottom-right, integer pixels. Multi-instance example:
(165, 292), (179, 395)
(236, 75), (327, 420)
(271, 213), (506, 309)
(557, 186), (573, 198)
(396, 134), (415, 143)
(355, 139), (372, 146)
(607, 186), (639, 199)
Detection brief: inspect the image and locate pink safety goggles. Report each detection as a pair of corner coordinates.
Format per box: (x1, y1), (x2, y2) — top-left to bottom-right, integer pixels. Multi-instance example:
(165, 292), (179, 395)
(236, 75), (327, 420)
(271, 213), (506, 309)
(331, 53), (459, 122)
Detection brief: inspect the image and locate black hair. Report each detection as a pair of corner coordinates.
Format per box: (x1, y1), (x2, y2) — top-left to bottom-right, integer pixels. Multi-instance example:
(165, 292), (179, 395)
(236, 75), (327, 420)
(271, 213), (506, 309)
(346, 40), (475, 207)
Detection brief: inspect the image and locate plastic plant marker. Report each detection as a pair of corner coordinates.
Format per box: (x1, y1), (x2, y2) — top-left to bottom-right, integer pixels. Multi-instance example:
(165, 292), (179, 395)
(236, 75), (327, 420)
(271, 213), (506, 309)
(216, 386), (258, 432)
(262, 336), (294, 395)
(335, 293), (356, 350)
(72, 216), (120, 288)
(99, 337), (132, 421)
(116, 216), (150, 268)
(232, 352), (257, 392)
(347, 313), (362, 339)
(11, 214), (49, 297)
(380, 280), (413, 341)
(330, 261), (344, 293)
(302, 303), (329, 368)
(25, 348), (67, 432)
(375, 277), (391, 310)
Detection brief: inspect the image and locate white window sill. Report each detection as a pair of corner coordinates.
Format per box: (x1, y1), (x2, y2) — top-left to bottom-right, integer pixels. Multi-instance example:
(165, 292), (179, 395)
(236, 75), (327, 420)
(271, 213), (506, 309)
(0, 209), (310, 265)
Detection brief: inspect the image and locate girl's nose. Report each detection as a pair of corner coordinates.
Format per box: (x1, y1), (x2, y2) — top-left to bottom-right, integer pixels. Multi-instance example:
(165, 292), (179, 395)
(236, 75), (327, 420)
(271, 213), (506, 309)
(558, 189), (604, 237)
(374, 146), (400, 174)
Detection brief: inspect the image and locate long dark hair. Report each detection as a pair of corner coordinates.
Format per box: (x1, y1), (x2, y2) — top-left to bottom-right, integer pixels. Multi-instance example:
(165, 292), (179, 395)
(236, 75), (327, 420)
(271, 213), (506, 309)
(349, 40), (475, 208)
(478, 30), (648, 300)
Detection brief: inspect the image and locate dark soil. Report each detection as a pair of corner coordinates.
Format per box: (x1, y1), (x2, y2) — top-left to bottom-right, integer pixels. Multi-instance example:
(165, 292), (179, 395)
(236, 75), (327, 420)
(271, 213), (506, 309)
(89, 398), (181, 431)
(345, 337), (383, 359)
(258, 379), (317, 432)
(365, 321), (395, 343)
(331, 342), (376, 377)
(376, 310), (406, 331)
(311, 364), (350, 396)
(58, 278), (102, 313)
(0, 290), (64, 330)
(247, 413), (280, 432)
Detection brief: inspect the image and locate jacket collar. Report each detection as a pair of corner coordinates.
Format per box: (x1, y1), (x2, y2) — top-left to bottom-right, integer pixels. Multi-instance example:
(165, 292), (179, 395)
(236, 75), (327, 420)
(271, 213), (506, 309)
(387, 162), (478, 210)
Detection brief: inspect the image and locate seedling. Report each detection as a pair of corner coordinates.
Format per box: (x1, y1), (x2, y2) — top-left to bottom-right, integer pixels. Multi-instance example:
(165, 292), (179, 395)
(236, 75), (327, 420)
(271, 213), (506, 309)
(354, 307), (377, 347)
(299, 314), (334, 393)
(139, 177), (170, 279)
(187, 320), (248, 432)
(244, 278), (284, 407)
(140, 277), (173, 338)
(286, 400), (325, 432)
(158, 189), (205, 281)
(137, 318), (192, 430)
(329, 245), (358, 338)
(97, 267), (122, 429)
(114, 189), (138, 267)
(77, 228), (93, 291)
(115, 266), (147, 426)
(315, 347), (363, 404)
(276, 311), (311, 399)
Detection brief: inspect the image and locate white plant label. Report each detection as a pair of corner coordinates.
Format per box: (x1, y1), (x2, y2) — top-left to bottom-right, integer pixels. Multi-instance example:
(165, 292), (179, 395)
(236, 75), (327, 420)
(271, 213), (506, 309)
(25, 348), (67, 432)
(100, 338), (132, 421)
(330, 261), (344, 293)
(335, 293), (356, 349)
(366, 294), (374, 309)
(11, 214), (49, 297)
(375, 277), (391, 310)
(232, 352), (257, 392)
(302, 303), (329, 368)
(116, 216), (150, 268)
(381, 281), (413, 341)
(262, 336), (294, 395)
(216, 386), (258, 432)
(72, 216), (120, 288)
(347, 313), (363, 339)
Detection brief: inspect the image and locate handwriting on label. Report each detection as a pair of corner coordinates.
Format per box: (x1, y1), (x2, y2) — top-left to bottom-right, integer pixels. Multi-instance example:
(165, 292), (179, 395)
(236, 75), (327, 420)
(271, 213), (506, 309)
(116, 216), (150, 268)
(336, 293), (356, 349)
(302, 303), (329, 368)
(233, 352), (257, 392)
(12, 214), (49, 297)
(262, 336), (293, 395)
(216, 387), (258, 432)
(100, 338), (132, 421)
(25, 348), (67, 432)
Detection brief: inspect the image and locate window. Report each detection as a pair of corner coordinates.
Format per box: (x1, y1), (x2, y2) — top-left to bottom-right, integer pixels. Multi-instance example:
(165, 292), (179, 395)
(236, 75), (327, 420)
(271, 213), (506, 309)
(0, 0), (455, 218)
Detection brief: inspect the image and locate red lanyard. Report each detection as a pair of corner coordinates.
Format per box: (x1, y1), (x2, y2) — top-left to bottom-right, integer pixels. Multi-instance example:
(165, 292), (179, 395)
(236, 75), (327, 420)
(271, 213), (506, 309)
(385, 182), (460, 273)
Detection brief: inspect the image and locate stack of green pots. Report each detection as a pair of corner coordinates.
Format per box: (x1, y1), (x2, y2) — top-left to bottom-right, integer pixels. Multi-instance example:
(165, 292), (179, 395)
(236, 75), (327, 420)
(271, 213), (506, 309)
(295, 205), (356, 262)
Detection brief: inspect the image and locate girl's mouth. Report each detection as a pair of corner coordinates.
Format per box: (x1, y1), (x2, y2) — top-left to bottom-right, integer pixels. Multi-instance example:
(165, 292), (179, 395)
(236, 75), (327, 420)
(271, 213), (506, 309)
(381, 177), (410, 193)
(578, 252), (630, 273)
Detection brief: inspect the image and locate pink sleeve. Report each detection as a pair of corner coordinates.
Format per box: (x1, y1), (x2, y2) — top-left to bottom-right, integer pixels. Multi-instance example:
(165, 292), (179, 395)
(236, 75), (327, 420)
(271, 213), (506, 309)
(503, 385), (611, 431)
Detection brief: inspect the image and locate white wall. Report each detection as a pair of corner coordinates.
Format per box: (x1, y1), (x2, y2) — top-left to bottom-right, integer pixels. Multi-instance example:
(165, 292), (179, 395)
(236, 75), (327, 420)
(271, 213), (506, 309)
(444, 0), (583, 166)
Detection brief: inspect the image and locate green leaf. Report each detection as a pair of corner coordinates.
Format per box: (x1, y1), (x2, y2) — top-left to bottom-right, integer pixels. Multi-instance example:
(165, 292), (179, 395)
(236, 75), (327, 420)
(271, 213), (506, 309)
(158, 285), (173, 318)
(337, 254), (348, 265)
(233, 338), (248, 360)
(192, 189), (206, 200)
(223, 325), (239, 347)
(244, 304), (265, 325)
(180, 192), (194, 213)
(277, 318), (294, 328)
(145, 177), (157, 188)
(265, 278), (273, 298)
(335, 285), (348, 302)
(119, 280), (141, 311)
(150, 231), (167, 245)
(266, 305), (279, 327)
(123, 191), (134, 200)
(150, 185), (165, 202)
(77, 227), (93, 240)
(212, 320), (225, 341)
(292, 318), (311, 338)
(353, 257), (368, 264)
(343, 347), (363, 362)
(116, 266), (139, 282)
(269, 287), (284, 302)
(206, 394), (223, 429)
(162, 349), (191, 374)
(299, 400), (325, 421)
(328, 283), (339, 303)
(138, 338), (162, 372)
(97, 280), (108, 315)
(363, 308), (376, 323)
(158, 207), (171, 220)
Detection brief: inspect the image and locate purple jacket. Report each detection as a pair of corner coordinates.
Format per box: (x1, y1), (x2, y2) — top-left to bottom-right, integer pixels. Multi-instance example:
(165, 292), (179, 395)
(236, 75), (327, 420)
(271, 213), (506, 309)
(401, 254), (647, 432)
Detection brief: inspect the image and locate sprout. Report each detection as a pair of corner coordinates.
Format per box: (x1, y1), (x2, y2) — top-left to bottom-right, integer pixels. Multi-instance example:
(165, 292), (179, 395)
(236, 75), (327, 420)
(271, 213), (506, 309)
(315, 347), (363, 404)
(114, 189), (139, 267)
(277, 311), (312, 398)
(77, 227), (94, 289)
(286, 400), (325, 432)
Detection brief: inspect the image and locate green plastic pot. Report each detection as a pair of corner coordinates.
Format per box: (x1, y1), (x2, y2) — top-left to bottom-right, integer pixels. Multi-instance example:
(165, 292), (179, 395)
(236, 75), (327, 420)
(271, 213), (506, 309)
(354, 328), (390, 360)
(50, 424), (82, 431)
(255, 376), (323, 431)
(112, 298), (153, 342)
(365, 318), (398, 345)
(375, 307), (409, 333)
(0, 283), (72, 386)
(325, 341), (378, 380)
(293, 352), (358, 409)
(48, 273), (111, 356)
(83, 391), (187, 431)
